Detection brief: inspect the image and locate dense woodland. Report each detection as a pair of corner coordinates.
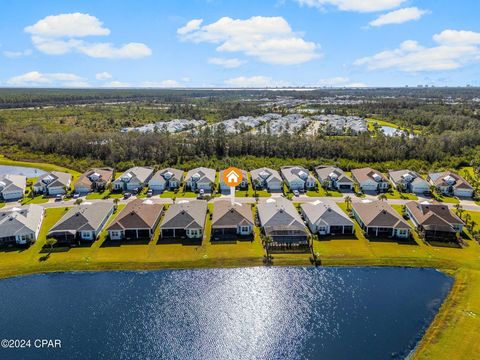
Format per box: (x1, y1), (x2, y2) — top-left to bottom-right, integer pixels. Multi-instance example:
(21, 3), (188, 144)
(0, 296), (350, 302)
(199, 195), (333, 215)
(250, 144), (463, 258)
(0, 88), (479, 172)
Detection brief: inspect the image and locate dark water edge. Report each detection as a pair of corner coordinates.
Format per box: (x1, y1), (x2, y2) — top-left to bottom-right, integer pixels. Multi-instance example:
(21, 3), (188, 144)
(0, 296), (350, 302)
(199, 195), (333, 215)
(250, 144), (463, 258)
(0, 266), (453, 360)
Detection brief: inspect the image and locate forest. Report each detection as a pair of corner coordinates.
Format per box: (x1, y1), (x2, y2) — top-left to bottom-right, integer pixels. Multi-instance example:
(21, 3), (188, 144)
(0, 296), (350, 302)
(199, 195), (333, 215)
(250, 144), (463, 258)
(0, 87), (479, 172)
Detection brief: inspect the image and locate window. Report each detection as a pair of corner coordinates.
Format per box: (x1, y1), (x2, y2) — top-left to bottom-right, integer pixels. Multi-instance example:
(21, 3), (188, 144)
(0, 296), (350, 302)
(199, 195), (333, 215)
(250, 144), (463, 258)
(318, 226), (327, 232)
(398, 229), (407, 235)
(241, 226), (250, 233)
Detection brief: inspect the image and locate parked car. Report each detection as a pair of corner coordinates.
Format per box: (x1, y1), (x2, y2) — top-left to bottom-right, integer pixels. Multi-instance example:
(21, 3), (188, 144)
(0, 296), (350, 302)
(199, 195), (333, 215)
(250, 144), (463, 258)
(124, 192), (132, 199)
(73, 193), (80, 199)
(55, 194), (64, 202)
(293, 190), (300, 197)
(147, 189), (153, 198)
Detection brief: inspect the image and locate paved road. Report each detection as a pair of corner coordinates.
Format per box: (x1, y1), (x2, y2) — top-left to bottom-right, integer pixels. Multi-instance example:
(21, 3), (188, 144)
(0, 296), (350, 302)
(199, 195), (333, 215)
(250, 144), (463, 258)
(3, 192), (479, 212)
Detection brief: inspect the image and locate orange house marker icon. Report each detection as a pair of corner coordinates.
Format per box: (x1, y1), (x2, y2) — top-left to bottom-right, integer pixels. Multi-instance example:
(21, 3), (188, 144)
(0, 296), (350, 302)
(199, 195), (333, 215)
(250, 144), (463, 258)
(223, 167), (243, 187)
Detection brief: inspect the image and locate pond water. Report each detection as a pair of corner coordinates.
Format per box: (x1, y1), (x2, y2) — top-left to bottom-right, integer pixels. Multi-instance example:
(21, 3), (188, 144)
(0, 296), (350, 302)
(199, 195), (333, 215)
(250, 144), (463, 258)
(0, 165), (46, 177)
(0, 267), (452, 360)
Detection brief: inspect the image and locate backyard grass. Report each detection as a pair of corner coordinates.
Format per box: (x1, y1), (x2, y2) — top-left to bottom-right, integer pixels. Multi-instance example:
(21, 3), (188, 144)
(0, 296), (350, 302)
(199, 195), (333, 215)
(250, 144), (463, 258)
(385, 189), (418, 200)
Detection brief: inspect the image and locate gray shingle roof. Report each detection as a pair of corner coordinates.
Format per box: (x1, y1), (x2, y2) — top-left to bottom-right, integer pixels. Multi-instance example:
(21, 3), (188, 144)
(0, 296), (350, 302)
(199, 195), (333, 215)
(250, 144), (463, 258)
(300, 201), (353, 227)
(116, 167), (154, 184)
(185, 167), (216, 184)
(280, 166), (315, 183)
(0, 174), (26, 194)
(150, 168), (184, 184)
(49, 202), (114, 233)
(0, 205), (44, 237)
(34, 171), (71, 188)
(257, 198), (306, 233)
(315, 166), (353, 184)
(250, 167), (282, 184)
(161, 200), (207, 229)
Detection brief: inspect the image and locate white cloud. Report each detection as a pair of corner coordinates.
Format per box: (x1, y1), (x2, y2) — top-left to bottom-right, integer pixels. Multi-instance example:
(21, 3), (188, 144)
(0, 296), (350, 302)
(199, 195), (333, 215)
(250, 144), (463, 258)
(25, 13), (151, 59)
(355, 29), (480, 72)
(369, 7), (428, 27)
(208, 57), (246, 68)
(224, 76), (288, 88)
(7, 71), (89, 87)
(178, 16), (319, 65)
(2, 49), (32, 58)
(25, 13), (110, 38)
(95, 72), (112, 80)
(296, 0), (407, 13)
(344, 82), (368, 87)
(177, 19), (203, 35)
(433, 29), (480, 45)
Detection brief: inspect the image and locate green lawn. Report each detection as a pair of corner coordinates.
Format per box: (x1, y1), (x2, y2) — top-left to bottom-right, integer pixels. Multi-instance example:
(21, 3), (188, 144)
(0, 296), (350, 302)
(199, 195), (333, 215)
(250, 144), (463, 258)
(86, 190), (124, 200)
(21, 195), (49, 205)
(385, 189), (418, 200)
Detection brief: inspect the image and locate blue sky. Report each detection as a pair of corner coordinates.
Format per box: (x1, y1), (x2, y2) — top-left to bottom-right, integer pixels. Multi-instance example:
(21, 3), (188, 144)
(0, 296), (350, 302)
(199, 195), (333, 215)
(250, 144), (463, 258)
(0, 0), (479, 88)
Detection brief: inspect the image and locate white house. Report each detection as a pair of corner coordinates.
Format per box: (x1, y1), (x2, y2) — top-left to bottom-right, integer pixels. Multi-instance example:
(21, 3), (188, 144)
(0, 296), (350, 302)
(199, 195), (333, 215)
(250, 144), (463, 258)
(351, 167), (389, 192)
(0, 205), (44, 245)
(250, 168), (283, 191)
(280, 166), (316, 191)
(300, 201), (354, 235)
(427, 172), (474, 198)
(0, 174), (26, 200)
(148, 168), (184, 192)
(388, 170), (430, 194)
(185, 167), (216, 192)
(112, 167), (154, 191)
(33, 171), (71, 195)
(219, 169), (248, 191)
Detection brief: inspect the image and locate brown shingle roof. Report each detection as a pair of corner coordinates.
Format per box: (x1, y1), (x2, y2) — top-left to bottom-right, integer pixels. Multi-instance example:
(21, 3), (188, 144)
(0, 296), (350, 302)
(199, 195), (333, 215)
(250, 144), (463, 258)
(212, 200), (253, 228)
(75, 168), (114, 188)
(405, 201), (464, 227)
(108, 199), (163, 231)
(351, 167), (387, 183)
(352, 201), (409, 229)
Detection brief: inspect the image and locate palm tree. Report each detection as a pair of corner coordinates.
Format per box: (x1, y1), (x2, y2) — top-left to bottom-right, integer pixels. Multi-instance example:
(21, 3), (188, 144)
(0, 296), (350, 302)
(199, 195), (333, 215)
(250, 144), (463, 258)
(378, 193), (387, 201)
(464, 213), (472, 227)
(345, 196), (352, 211)
(113, 198), (120, 211)
(45, 238), (57, 256)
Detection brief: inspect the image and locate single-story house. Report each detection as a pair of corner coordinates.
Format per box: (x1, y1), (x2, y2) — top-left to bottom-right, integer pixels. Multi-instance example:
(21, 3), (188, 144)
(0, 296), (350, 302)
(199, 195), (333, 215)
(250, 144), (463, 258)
(148, 168), (184, 192)
(315, 166), (354, 191)
(211, 200), (254, 239)
(0, 174), (26, 200)
(405, 201), (464, 242)
(33, 171), (71, 195)
(48, 202), (114, 244)
(107, 199), (163, 240)
(300, 201), (354, 236)
(388, 170), (430, 194)
(351, 167), (389, 192)
(427, 171), (474, 198)
(0, 204), (44, 246)
(250, 168), (283, 191)
(112, 166), (154, 191)
(219, 169), (248, 191)
(352, 200), (410, 238)
(185, 167), (216, 192)
(280, 166), (316, 191)
(257, 197), (309, 244)
(160, 200), (207, 239)
(74, 168), (114, 194)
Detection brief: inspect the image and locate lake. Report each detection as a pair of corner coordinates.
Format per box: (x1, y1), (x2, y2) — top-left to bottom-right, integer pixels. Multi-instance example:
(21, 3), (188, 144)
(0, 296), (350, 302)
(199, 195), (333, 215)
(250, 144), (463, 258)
(0, 165), (46, 177)
(0, 267), (452, 360)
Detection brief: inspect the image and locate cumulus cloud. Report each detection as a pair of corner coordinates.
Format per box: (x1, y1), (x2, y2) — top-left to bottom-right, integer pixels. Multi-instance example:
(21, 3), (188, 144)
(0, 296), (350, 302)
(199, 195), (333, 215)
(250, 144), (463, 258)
(208, 57), (246, 68)
(25, 13), (151, 59)
(224, 76), (288, 88)
(317, 76), (350, 86)
(7, 71), (89, 87)
(2, 49), (33, 58)
(95, 72), (112, 80)
(354, 29), (480, 72)
(178, 16), (319, 65)
(369, 7), (428, 27)
(295, 0), (407, 13)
